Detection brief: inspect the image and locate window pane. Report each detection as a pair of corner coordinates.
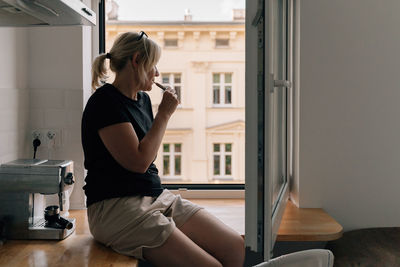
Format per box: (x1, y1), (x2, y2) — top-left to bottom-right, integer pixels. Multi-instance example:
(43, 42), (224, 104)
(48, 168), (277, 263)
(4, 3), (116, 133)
(163, 144), (170, 152)
(175, 86), (181, 101)
(165, 39), (178, 47)
(213, 86), (220, 104)
(162, 75), (169, 84)
(225, 86), (232, 104)
(225, 73), (232, 83)
(174, 143), (181, 152)
(174, 74), (181, 83)
(225, 155), (232, 175)
(213, 144), (220, 152)
(175, 155), (181, 175)
(216, 39), (229, 47)
(213, 155), (220, 175)
(163, 155), (170, 175)
(213, 73), (220, 83)
(105, 2), (246, 186)
(225, 143), (232, 152)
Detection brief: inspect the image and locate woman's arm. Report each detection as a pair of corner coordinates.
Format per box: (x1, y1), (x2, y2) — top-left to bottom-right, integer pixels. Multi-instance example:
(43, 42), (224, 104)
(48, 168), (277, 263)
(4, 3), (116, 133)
(98, 89), (178, 173)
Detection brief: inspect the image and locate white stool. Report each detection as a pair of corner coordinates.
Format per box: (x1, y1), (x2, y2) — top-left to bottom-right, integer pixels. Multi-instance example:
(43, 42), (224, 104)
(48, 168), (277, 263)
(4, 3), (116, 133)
(254, 249), (334, 267)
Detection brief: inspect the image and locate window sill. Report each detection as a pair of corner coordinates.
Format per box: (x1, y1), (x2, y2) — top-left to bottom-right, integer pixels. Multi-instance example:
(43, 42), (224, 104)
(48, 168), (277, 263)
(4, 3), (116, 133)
(207, 106), (244, 110)
(210, 105), (234, 108)
(277, 200), (343, 242)
(161, 177), (183, 181)
(212, 177), (234, 181)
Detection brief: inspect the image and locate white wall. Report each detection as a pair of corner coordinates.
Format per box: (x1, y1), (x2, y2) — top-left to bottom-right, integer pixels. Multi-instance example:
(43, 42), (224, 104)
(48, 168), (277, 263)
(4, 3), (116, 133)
(299, 0), (400, 230)
(0, 2), (94, 209)
(0, 28), (30, 163)
(28, 26), (92, 209)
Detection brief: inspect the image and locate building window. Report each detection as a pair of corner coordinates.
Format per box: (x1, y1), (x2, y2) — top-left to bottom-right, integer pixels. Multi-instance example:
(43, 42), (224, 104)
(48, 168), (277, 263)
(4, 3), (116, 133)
(215, 38), (229, 48)
(213, 143), (233, 179)
(162, 143), (182, 178)
(212, 73), (232, 105)
(161, 73), (182, 102)
(164, 39), (178, 48)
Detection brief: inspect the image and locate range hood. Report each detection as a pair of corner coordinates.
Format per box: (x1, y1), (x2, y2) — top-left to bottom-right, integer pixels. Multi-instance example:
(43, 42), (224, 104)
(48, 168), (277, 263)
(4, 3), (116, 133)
(0, 0), (96, 26)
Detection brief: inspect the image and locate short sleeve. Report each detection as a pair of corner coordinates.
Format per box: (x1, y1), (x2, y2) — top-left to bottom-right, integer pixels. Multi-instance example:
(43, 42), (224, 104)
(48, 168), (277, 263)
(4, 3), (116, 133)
(84, 89), (130, 131)
(142, 92), (155, 122)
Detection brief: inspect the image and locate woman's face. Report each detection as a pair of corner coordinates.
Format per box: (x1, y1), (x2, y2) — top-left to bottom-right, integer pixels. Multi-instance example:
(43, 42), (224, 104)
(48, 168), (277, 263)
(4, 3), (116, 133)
(144, 65), (159, 91)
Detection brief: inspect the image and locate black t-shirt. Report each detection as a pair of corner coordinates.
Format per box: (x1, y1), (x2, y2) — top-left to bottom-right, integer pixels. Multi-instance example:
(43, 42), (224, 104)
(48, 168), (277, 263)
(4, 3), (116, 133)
(81, 83), (163, 207)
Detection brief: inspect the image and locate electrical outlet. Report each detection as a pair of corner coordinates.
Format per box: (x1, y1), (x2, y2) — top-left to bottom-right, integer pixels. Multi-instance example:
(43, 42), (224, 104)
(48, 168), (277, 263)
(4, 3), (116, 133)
(45, 129), (62, 147)
(32, 130), (41, 140)
(47, 130), (56, 140)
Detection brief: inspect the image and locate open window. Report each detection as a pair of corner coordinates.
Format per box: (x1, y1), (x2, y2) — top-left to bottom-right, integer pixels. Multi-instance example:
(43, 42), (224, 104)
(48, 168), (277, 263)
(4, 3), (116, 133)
(245, 0), (295, 263)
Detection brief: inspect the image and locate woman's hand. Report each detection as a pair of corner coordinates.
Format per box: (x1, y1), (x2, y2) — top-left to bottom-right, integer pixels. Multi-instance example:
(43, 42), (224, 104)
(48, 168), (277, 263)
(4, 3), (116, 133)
(157, 86), (179, 119)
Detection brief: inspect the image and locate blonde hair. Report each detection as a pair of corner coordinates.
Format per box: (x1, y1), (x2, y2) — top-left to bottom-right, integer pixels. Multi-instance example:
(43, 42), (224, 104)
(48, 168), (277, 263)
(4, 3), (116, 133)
(91, 32), (161, 90)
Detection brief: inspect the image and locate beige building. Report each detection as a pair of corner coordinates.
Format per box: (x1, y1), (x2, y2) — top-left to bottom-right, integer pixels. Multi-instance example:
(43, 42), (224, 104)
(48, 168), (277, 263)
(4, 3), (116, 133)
(106, 13), (245, 184)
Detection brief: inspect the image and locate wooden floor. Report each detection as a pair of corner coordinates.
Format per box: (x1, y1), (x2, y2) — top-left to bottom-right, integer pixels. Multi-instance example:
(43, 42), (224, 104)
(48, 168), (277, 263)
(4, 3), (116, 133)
(0, 199), (342, 267)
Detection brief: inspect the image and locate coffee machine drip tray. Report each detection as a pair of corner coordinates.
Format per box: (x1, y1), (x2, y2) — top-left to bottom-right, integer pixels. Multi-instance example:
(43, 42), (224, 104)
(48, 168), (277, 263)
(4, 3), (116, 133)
(29, 218), (76, 240)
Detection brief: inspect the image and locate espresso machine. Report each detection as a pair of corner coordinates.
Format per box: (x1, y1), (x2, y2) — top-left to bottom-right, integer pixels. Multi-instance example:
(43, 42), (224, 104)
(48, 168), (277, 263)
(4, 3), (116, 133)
(0, 159), (76, 240)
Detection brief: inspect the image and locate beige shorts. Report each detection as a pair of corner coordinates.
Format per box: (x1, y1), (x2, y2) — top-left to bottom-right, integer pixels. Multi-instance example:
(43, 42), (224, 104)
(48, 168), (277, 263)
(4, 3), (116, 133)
(87, 189), (202, 260)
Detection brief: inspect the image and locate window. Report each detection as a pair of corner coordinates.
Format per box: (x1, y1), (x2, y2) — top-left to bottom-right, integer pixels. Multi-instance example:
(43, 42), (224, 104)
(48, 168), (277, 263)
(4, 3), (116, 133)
(161, 73), (182, 102)
(103, 1), (245, 190)
(215, 38), (230, 48)
(213, 73), (232, 105)
(213, 143), (233, 179)
(164, 39), (178, 48)
(162, 143), (182, 179)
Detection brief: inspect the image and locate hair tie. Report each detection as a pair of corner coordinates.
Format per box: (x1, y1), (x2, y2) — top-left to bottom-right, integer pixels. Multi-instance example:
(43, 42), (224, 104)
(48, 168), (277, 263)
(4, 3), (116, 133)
(105, 53), (111, 59)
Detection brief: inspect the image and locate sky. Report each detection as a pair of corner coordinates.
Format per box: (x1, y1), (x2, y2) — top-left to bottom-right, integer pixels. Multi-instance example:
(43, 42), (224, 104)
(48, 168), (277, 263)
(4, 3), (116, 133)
(111, 0), (245, 21)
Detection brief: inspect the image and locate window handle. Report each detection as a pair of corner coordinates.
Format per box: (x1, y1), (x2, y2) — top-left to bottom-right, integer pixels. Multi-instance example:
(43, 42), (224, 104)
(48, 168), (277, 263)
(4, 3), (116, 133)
(273, 80), (291, 88)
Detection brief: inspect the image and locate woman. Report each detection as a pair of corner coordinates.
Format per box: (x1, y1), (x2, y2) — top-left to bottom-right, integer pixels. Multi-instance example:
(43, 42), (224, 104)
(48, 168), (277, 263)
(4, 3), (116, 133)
(81, 31), (245, 267)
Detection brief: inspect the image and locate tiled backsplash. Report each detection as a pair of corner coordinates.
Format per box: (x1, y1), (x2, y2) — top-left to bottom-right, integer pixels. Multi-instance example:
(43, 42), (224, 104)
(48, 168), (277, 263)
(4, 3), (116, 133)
(0, 26), (92, 209)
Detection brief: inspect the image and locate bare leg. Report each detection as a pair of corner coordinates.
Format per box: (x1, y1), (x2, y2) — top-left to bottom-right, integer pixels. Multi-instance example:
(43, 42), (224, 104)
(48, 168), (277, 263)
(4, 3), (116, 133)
(179, 209), (245, 267)
(143, 227), (222, 267)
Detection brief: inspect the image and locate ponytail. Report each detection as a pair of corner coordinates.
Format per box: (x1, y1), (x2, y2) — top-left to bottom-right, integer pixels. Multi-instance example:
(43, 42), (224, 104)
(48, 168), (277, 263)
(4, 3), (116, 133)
(91, 54), (108, 90)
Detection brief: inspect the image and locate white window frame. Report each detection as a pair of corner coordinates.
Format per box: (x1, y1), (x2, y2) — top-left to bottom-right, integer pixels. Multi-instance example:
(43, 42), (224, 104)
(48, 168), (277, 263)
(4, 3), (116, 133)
(161, 73), (183, 104)
(161, 143), (183, 180)
(245, 0), (297, 261)
(212, 143), (234, 180)
(212, 73), (233, 107)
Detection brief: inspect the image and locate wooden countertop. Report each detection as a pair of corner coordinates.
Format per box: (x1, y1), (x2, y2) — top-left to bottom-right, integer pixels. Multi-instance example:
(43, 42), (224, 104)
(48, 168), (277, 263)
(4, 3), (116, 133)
(0, 210), (138, 267)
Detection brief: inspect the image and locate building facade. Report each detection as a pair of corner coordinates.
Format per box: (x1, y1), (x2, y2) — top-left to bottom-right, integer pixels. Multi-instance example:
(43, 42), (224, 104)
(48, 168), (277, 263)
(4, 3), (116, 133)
(106, 17), (245, 184)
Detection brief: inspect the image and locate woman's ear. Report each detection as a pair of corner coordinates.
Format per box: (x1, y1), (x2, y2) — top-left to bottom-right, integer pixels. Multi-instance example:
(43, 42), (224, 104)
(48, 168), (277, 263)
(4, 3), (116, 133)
(131, 52), (139, 68)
